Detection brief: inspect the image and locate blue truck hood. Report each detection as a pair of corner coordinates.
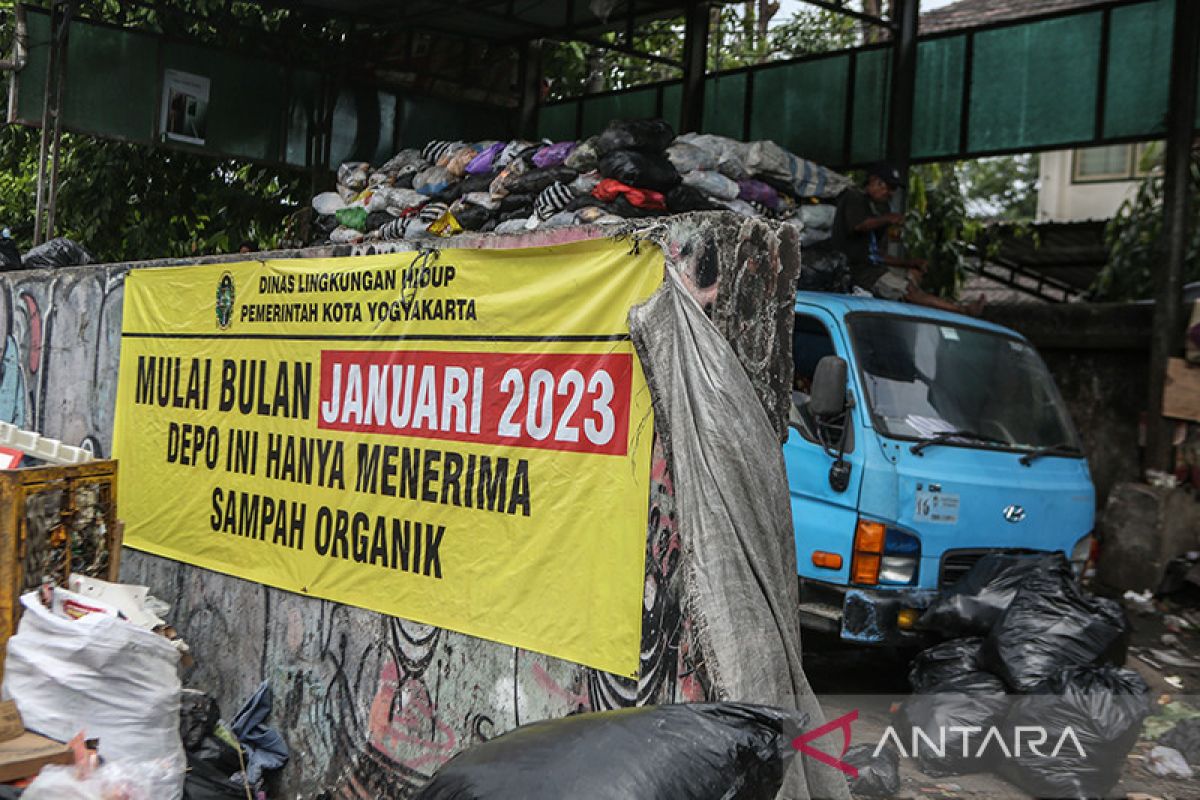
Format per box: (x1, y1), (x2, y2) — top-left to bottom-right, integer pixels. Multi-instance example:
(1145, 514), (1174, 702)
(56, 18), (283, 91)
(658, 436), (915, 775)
(866, 437), (1095, 589)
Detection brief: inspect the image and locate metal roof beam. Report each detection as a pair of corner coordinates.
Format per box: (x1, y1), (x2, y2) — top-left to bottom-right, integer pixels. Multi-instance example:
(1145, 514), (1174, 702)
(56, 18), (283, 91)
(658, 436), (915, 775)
(798, 0), (896, 31)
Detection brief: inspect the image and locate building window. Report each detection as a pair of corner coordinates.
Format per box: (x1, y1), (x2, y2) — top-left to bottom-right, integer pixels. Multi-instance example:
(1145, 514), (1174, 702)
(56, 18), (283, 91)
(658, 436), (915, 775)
(1072, 142), (1164, 183)
(1072, 145), (1133, 182)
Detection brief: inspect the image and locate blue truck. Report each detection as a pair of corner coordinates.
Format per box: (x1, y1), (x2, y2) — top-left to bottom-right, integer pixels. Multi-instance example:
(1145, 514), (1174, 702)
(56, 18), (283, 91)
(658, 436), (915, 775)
(785, 292), (1095, 645)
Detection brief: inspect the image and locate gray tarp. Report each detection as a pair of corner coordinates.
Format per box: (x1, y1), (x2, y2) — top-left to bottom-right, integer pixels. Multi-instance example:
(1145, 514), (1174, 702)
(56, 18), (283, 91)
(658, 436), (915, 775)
(630, 272), (850, 800)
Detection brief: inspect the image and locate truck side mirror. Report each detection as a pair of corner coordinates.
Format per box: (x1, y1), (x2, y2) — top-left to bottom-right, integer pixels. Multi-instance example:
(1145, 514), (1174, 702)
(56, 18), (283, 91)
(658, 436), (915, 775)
(809, 356), (848, 418)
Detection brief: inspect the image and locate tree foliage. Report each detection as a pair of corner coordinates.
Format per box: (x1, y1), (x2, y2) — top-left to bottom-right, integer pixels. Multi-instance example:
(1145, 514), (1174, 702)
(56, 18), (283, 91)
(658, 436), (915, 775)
(0, 0), (338, 263)
(904, 163), (989, 298)
(1093, 149), (1200, 301)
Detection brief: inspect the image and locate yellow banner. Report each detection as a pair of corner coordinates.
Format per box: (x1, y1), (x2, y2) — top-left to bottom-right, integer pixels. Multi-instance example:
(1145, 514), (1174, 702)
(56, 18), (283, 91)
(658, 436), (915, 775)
(113, 239), (662, 676)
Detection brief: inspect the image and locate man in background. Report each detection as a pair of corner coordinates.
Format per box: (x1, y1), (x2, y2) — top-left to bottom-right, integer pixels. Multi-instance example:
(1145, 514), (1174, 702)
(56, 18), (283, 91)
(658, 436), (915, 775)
(831, 162), (982, 316)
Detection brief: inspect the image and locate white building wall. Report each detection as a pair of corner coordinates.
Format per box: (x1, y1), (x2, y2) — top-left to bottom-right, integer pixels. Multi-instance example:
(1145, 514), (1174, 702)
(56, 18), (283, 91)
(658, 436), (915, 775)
(1036, 150), (1140, 222)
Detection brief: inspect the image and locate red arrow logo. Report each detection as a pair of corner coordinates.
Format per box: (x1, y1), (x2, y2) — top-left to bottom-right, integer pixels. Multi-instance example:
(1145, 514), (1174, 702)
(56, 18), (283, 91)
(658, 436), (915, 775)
(792, 710), (859, 778)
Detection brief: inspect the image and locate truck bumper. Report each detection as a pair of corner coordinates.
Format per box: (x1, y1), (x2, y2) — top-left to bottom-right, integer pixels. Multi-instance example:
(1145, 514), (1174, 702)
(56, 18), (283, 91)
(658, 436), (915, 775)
(798, 578), (939, 646)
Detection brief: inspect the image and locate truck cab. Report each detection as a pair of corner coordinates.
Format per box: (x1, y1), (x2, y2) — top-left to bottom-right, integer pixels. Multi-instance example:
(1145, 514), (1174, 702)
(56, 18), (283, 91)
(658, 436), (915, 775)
(785, 292), (1094, 645)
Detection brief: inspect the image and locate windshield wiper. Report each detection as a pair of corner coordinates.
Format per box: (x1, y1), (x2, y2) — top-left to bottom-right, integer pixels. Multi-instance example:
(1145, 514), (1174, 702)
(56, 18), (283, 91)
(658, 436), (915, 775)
(910, 430), (1007, 456)
(1018, 443), (1083, 466)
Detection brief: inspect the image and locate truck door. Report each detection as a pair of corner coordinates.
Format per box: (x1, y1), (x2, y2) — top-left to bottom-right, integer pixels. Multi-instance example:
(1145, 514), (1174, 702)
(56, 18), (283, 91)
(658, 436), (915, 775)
(784, 309), (865, 586)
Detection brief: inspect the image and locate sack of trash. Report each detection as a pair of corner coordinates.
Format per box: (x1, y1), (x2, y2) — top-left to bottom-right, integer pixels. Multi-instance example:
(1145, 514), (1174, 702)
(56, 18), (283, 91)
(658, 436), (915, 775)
(998, 664), (1151, 799)
(794, 243), (850, 293)
(24, 759), (183, 800)
(3, 591), (185, 798)
(22, 237), (92, 269)
(908, 638), (985, 694)
(595, 118), (676, 155)
(901, 670), (1010, 777)
(843, 743), (900, 798)
(917, 553), (1071, 637)
(180, 682), (288, 800)
(413, 702), (805, 800)
(981, 555), (1129, 692)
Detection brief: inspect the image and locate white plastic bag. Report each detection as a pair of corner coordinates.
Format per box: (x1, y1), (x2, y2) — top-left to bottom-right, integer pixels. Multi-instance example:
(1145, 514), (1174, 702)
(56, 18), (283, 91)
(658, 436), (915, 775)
(3, 592), (184, 799)
(24, 760), (180, 800)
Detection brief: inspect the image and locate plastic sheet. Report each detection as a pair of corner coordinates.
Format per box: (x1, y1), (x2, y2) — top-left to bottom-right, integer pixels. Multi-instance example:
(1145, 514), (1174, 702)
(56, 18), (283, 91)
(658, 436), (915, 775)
(999, 664), (1151, 799)
(629, 273), (849, 800)
(981, 555), (1129, 692)
(917, 553), (1069, 637)
(414, 702), (805, 800)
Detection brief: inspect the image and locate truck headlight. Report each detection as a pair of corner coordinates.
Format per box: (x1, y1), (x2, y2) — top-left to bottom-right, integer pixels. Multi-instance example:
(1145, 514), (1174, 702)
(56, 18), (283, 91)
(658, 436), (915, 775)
(1070, 534), (1094, 578)
(879, 528), (920, 585)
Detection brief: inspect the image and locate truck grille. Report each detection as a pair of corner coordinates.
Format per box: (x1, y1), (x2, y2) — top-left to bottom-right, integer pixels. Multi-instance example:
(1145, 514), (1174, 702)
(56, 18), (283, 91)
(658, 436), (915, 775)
(938, 549), (1041, 589)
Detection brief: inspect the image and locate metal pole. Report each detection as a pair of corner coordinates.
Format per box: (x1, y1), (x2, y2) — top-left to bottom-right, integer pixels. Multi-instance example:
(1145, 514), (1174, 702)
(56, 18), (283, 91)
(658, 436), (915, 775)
(1145, 0), (1200, 474)
(33, 2), (66, 246)
(886, 0), (919, 191)
(45, 3), (73, 241)
(679, 1), (710, 133)
(517, 38), (543, 140)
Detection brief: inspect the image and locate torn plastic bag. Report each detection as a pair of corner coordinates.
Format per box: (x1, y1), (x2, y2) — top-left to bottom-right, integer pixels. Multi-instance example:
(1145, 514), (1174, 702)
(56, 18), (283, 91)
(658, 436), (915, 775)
(901, 671), (1009, 777)
(917, 553), (1069, 637)
(999, 665), (1150, 799)
(413, 702), (805, 800)
(3, 592), (184, 798)
(843, 744), (900, 798)
(599, 150), (681, 192)
(794, 242), (850, 292)
(981, 555), (1129, 692)
(594, 117), (675, 155)
(908, 638), (985, 694)
(22, 237), (92, 269)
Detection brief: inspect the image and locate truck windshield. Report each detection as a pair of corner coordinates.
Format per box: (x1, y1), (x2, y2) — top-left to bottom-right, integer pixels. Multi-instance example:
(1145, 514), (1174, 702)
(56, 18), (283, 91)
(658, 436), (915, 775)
(848, 314), (1081, 454)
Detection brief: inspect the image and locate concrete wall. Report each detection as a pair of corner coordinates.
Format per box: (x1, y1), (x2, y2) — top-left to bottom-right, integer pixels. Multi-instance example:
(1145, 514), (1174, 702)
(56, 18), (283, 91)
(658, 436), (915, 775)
(984, 302), (1152, 504)
(0, 214), (801, 797)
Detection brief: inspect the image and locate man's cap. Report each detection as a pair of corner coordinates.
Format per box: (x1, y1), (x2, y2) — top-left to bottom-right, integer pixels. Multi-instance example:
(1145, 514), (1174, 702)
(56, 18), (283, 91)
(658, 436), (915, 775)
(867, 161), (903, 188)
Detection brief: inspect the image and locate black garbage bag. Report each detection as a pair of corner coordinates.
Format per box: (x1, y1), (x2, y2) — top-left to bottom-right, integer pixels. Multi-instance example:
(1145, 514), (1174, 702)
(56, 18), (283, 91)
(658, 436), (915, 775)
(795, 243), (850, 293)
(999, 665), (1150, 799)
(504, 166), (578, 197)
(981, 554), (1129, 692)
(0, 237), (20, 270)
(666, 184), (725, 213)
(917, 553), (1070, 637)
(499, 193), (533, 213)
(599, 150), (682, 193)
(184, 734), (247, 800)
(453, 204), (492, 231)
(413, 702), (805, 800)
(179, 689), (221, 751)
(595, 117), (676, 155)
(902, 670), (1010, 777)
(1159, 717), (1200, 764)
(908, 638), (985, 694)
(458, 172), (496, 194)
(21, 237), (92, 269)
(365, 210), (394, 233)
(843, 743), (900, 798)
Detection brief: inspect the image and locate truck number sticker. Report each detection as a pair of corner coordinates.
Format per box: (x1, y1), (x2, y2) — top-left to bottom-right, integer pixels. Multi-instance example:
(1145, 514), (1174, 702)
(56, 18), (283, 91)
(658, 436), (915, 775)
(915, 491), (960, 524)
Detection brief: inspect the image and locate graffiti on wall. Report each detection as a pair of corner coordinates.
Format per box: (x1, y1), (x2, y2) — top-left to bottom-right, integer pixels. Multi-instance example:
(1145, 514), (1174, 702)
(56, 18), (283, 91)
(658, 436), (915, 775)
(22, 214), (796, 798)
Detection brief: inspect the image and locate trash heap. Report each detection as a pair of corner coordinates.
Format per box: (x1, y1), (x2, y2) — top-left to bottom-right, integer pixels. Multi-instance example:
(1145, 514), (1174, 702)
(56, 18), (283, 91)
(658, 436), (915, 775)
(310, 118), (852, 246)
(901, 553), (1150, 798)
(0, 575), (288, 799)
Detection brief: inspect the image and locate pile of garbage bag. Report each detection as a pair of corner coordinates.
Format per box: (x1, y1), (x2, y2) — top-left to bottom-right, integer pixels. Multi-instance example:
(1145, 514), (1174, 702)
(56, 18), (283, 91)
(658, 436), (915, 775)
(414, 702), (805, 800)
(899, 553), (1150, 797)
(309, 118), (851, 245)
